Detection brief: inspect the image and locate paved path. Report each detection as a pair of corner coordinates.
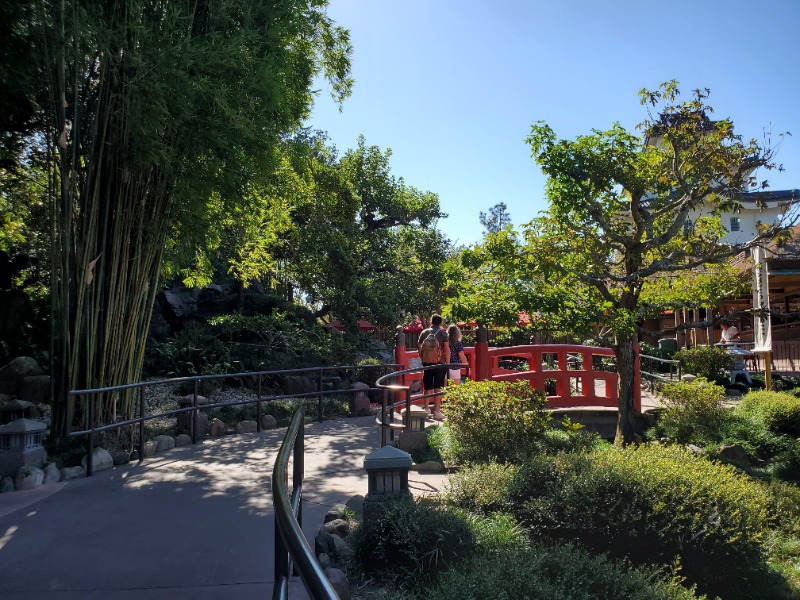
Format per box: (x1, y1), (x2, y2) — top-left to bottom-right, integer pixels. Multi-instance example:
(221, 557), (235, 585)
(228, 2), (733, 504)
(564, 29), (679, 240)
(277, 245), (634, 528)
(0, 416), (449, 600)
(0, 388), (662, 600)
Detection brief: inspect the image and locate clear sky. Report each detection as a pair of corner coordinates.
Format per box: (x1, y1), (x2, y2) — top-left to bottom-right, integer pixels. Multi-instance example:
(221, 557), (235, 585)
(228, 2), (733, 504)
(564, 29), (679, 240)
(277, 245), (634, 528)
(308, 0), (799, 247)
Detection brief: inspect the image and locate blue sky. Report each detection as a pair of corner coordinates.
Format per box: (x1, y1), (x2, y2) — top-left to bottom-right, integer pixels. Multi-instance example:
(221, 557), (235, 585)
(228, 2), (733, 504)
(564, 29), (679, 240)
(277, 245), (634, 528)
(308, 0), (799, 246)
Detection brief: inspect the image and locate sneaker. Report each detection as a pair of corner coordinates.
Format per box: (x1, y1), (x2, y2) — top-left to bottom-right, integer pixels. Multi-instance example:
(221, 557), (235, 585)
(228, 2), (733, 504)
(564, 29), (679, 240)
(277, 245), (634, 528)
(433, 411), (445, 421)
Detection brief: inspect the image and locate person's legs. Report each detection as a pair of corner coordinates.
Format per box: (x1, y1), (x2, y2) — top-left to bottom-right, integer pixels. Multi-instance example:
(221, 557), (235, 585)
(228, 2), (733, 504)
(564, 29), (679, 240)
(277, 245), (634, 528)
(421, 365), (435, 414)
(432, 366), (446, 419)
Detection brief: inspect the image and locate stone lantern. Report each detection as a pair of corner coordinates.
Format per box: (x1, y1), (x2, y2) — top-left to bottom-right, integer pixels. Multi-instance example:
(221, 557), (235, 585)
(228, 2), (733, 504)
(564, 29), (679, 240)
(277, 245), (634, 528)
(0, 418), (47, 478)
(364, 445), (412, 500)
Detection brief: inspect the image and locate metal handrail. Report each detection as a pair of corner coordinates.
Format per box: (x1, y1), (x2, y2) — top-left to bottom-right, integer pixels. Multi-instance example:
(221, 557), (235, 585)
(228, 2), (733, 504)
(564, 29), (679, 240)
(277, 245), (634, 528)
(272, 407), (339, 600)
(374, 363), (469, 446)
(68, 363), (400, 475)
(639, 353), (681, 390)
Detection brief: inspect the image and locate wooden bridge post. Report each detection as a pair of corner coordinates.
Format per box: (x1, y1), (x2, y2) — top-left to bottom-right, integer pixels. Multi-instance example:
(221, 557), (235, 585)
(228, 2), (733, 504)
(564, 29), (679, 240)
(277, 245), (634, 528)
(474, 324), (490, 381)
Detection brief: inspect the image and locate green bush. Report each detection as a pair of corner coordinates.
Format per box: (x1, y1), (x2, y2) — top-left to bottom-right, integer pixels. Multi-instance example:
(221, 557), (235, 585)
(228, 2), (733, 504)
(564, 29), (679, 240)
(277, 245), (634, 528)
(442, 380), (550, 463)
(445, 462), (520, 513)
(739, 390), (800, 437)
(652, 378), (728, 444)
(425, 423), (458, 466)
(674, 346), (734, 383)
(427, 542), (704, 600)
(457, 444), (775, 599)
(348, 496), (474, 588)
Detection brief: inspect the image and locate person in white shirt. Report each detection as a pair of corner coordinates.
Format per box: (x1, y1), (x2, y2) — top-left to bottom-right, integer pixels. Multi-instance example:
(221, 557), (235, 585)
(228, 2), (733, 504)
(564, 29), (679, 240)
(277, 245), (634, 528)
(720, 323), (741, 344)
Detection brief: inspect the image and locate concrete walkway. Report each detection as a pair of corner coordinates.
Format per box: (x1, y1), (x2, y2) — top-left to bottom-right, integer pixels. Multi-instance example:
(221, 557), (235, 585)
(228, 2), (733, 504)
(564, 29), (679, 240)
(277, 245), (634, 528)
(0, 416), (448, 600)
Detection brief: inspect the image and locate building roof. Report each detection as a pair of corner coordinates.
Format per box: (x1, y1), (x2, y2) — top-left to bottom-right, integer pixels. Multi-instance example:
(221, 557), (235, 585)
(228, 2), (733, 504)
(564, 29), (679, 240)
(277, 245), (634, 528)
(739, 189), (799, 204)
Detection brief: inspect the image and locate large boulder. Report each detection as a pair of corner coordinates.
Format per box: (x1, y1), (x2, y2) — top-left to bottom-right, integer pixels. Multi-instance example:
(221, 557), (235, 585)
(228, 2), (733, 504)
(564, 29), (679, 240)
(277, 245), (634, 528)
(236, 420), (257, 434)
(7, 356), (44, 378)
(110, 450), (131, 466)
(261, 415), (278, 430)
(281, 375), (316, 396)
(15, 466), (44, 490)
(719, 443), (750, 464)
(154, 435), (176, 452)
(324, 568), (350, 600)
(81, 448), (114, 472)
(176, 411), (209, 436)
(0, 365), (20, 395)
(59, 466), (86, 481)
(18, 375), (51, 404)
(174, 434), (192, 446)
(0, 476), (14, 493)
(42, 462), (61, 484)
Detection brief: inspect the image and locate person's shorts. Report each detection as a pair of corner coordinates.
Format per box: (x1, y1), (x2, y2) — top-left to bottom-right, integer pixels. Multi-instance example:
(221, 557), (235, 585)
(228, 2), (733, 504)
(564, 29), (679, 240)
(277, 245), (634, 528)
(422, 363), (446, 391)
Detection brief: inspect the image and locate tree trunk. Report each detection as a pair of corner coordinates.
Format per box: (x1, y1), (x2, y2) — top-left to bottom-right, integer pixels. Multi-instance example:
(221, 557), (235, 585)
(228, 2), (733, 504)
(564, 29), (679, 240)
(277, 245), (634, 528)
(614, 336), (637, 444)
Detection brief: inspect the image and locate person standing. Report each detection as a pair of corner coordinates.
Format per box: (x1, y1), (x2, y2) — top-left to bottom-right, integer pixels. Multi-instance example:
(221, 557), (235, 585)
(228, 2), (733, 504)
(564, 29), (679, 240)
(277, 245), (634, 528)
(417, 314), (448, 420)
(447, 323), (467, 384)
(720, 323), (741, 344)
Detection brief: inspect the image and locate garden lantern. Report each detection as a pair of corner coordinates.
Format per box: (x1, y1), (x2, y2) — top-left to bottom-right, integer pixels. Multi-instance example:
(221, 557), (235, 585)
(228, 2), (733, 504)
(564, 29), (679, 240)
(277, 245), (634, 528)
(400, 406), (427, 432)
(363, 445), (412, 499)
(0, 418), (47, 478)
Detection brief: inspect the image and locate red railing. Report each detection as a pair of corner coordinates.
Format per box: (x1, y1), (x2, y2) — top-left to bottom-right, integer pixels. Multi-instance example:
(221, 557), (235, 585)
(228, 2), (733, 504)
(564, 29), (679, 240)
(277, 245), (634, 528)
(393, 328), (640, 413)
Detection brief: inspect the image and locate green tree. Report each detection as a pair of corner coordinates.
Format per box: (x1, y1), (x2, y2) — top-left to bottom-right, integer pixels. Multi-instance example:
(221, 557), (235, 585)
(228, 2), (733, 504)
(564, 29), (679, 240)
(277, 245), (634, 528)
(479, 202), (512, 236)
(524, 82), (794, 444)
(289, 135), (449, 329)
(5, 0), (353, 436)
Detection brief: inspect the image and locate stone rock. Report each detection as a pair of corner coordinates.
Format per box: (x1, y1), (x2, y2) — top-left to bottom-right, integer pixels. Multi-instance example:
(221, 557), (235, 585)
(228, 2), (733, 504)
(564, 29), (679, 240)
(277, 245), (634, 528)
(174, 434), (192, 446)
(397, 430), (428, 452)
(681, 373), (697, 382)
(236, 420), (257, 434)
(261, 415), (278, 429)
(59, 466), (86, 481)
(414, 460), (445, 473)
(345, 495), (364, 520)
(281, 375), (316, 396)
(317, 552), (331, 570)
(110, 450), (130, 466)
(315, 531), (335, 556)
(18, 375), (51, 404)
(325, 504), (347, 523)
(719, 443), (750, 464)
(208, 418), (226, 437)
(726, 389), (743, 398)
(178, 394), (210, 407)
(154, 435), (176, 452)
(143, 440), (157, 457)
(324, 568), (350, 600)
(177, 411), (209, 436)
(43, 462), (61, 484)
(81, 448), (114, 472)
(15, 465), (44, 490)
(322, 518), (350, 537)
(8, 356), (44, 378)
(304, 416), (314, 425)
(330, 533), (350, 558)
(686, 444), (707, 455)
(0, 476), (14, 493)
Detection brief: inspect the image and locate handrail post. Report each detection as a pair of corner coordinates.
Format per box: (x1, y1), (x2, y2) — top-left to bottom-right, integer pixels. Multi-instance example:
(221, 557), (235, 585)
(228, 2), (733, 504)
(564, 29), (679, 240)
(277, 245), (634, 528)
(256, 374), (262, 432)
(405, 385), (411, 429)
(138, 386), (145, 464)
(87, 394), (94, 476)
(191, 379), (199, 444)
(317, 368), (324, 423)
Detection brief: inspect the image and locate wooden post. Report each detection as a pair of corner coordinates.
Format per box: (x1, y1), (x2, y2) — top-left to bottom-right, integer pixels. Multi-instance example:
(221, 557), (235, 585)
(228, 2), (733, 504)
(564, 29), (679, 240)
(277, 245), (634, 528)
(474, 324), (490, 381)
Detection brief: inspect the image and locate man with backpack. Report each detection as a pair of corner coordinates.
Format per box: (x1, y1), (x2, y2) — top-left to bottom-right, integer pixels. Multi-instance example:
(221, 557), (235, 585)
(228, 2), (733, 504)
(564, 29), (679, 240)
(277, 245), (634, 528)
(417, 314), (449, 420)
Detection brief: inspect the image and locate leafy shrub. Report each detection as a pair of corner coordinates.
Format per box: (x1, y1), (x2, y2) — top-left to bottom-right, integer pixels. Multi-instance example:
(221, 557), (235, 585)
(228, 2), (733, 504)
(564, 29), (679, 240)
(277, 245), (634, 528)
(442, 380), (550, 463)
(427, 542), (704, 600)
(356, 357), (385, 400)
(145, 322), (234, 379)
(505, 445), (773, 599)
(425, 423), (458, 466)
(673, 346), (734, 382)
(652, 378), (727, 444)
(460, 510), (528, 552)
(445, 462), (520, 513)
(739, 391), (800, 437)
(348, 496), (474, 588)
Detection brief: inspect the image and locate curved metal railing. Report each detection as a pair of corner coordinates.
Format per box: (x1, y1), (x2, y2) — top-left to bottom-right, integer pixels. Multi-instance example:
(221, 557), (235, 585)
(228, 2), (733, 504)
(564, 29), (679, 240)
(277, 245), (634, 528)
(639, 353), (681, 391)
(271, 407), (339, 600)
(374, 363), (469, 446)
